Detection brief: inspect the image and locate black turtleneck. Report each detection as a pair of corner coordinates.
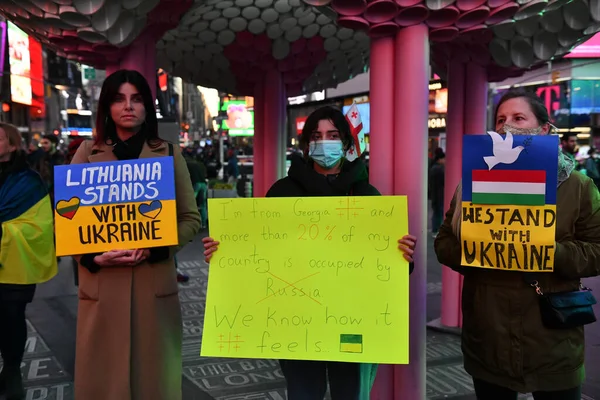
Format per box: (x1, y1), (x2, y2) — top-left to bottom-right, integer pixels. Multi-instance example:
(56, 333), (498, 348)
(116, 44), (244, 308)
(112, 131), (147, 161)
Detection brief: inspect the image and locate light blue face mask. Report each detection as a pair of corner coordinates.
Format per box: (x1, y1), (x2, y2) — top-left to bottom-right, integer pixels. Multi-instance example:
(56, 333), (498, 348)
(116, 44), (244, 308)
(309, 140), (344, 169)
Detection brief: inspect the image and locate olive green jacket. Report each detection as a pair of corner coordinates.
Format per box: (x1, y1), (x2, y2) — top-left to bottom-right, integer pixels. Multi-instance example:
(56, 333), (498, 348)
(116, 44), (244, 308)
(434, 171), (600, 392)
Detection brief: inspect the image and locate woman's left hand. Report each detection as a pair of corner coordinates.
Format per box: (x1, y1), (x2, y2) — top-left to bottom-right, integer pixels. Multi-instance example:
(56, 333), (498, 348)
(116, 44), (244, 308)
(132, 249), (151, 264)
(398, 235), (417, 262)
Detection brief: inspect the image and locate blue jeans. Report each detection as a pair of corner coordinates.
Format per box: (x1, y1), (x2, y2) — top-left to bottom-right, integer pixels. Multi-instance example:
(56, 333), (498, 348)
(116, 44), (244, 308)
(280, 360), (360, 400)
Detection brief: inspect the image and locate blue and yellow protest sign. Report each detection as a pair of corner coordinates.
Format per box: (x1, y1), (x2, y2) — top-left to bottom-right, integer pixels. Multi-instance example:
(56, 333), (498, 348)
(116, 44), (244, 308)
(53, 157), (179, 257)
(461, 132), (558, 272)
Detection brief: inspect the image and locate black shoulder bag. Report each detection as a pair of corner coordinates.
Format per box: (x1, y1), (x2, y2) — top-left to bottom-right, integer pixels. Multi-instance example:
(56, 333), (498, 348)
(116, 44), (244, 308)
(523, 274), (597, 329)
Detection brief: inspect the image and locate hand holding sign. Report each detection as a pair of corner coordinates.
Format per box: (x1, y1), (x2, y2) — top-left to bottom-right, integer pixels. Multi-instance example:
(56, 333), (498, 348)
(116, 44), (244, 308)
(398, 235), (417, 262)
(93, 250), (139, 267)
(202, 236), (220, 263)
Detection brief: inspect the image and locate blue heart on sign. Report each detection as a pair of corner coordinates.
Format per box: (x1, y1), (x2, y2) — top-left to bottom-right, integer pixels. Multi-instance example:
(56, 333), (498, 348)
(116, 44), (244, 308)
(138, 200), (163, 219)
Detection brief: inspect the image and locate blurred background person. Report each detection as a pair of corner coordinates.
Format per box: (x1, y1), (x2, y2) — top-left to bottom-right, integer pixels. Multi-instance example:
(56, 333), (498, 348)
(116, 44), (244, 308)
(429, 150), (445, 237)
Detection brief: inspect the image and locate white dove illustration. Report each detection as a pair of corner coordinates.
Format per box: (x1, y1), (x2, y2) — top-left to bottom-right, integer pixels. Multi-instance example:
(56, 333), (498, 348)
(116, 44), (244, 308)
(483, 131), (525, 170)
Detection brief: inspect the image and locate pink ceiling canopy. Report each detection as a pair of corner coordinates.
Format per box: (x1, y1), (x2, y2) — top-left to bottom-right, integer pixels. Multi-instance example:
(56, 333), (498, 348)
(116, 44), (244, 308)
(3, 0), (600, 94)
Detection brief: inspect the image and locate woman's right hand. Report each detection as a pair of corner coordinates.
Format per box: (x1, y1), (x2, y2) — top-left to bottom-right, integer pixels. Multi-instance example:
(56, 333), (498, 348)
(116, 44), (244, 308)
(202, 237), (220, 263)
(93, 250), (140, 267)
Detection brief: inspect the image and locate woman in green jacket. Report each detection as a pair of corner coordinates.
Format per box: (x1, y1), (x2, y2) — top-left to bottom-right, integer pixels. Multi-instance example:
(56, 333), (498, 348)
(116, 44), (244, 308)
(435, 89), (600, 399)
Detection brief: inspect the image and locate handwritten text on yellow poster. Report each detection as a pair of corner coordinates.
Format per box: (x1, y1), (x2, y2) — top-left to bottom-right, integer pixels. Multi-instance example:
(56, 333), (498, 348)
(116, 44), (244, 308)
(460, 203), (556, 272)
(202, 196), (410, 364)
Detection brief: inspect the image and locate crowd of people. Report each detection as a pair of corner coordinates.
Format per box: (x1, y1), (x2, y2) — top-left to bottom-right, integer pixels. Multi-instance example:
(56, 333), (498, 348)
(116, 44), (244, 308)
(0, 67), (599, 400)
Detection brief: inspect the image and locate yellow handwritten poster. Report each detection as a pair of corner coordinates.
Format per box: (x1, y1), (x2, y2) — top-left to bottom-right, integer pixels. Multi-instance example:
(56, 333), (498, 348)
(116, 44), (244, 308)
(460, 204), (556, 271)
(202, 196), (409, 364)
(53, 157), (179, 256)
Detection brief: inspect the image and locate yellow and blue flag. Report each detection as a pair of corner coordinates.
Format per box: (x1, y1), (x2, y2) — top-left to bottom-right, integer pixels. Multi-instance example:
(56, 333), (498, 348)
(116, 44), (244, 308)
(0, 168), (57, 284)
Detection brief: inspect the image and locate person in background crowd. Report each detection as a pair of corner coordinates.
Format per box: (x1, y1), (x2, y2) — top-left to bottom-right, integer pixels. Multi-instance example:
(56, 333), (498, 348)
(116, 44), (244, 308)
(585, 147), (600, 188)
(429, 150), (445, 237)
(66, 138), (85, 164)
(202, 106), (417, 400)
(205, 149), (221, 179)
(183, 147), (208, 229)
(26, 139), (44, 168)
(70, 69), (200, 400)
(435, 89), (599, 400)
(37, 134), (65, 207)
(226, 148), (239, 185)
(0, 123), (57, 400)
(560, 133), (577, 162)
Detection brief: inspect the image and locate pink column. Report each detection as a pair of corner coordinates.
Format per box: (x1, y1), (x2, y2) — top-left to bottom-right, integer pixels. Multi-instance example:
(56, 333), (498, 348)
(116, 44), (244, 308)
(392, 23), (429, 399)
(440, 59), (465, 327)
(463, 64), (488, 135)
(119, 30), (158, 100)
(262, 70), (285, 194)
(105, 64), (119, 78)
(368, 36), (395, 195)
(253, 80), (265, 197)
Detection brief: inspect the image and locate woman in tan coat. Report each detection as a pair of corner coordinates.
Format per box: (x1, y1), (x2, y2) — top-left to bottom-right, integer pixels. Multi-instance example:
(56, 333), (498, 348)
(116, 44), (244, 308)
(435, 89), (600, 400)
(70, 70), (200, 400)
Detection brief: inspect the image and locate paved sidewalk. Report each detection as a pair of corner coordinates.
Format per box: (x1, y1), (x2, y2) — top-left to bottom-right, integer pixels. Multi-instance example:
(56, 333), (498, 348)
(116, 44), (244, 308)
(2, 233), (599, 400)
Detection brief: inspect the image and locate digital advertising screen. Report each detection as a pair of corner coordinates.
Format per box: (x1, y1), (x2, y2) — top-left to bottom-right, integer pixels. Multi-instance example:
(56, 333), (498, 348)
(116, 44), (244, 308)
(565, 33), (600, 58)
(8, 22), (31, 105)
(221, 100), (254, 136)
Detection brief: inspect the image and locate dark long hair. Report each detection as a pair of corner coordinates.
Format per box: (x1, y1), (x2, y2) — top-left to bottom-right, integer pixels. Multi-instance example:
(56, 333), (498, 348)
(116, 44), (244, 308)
(494, 89), (550, 126)
(95, 69), (160, 146)
(299, 106), (353, 157)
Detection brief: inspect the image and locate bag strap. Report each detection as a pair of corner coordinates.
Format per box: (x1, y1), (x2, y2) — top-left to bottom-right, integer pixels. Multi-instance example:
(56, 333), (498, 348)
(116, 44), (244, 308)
(168, 143), (174, 157)
(523, 272), (588, 295)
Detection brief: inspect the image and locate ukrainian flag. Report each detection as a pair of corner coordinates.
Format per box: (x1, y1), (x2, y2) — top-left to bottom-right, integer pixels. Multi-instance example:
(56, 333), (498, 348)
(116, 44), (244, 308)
(0, 168), (57, 284)
(340, 334), (363, 353)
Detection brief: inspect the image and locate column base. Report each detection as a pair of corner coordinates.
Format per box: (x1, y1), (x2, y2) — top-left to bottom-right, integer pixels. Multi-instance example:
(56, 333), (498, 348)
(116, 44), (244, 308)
(426, 318), (462, 336)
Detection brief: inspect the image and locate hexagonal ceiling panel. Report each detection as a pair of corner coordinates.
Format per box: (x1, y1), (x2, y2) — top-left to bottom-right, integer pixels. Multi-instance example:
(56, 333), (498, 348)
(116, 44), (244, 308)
(0, 0), (190, 68)
(155, 0), (369, 96)
(3, 0), (598, 92)
(156, 0), (599, 95)
(302, 0), (600, 82)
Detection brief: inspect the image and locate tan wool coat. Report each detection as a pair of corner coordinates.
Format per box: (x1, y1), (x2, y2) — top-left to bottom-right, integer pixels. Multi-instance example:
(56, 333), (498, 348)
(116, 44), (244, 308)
(70, 140), (201, 400)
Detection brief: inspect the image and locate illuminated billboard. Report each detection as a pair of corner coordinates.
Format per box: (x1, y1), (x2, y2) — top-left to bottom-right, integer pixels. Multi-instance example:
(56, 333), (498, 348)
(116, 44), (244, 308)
(8, 22), (32, 105)
(565, 33), (600, 58)
(221, 100), (254, 136)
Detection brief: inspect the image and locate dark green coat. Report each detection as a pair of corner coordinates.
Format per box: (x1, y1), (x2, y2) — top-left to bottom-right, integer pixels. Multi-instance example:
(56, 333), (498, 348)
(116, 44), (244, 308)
(434, 171), (600, 392)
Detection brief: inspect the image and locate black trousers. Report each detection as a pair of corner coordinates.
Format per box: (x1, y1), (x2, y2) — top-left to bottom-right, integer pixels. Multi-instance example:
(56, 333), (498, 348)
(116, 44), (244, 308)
(474, 379), (582, 400)
(0, 301), (28, 369)
(280, 360), (360, 400)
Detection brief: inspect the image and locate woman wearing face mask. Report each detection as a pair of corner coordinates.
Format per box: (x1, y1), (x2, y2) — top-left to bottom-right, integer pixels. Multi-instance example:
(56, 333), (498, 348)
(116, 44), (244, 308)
(203, 106), (417, 400)
(434, 89), (600, 400)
